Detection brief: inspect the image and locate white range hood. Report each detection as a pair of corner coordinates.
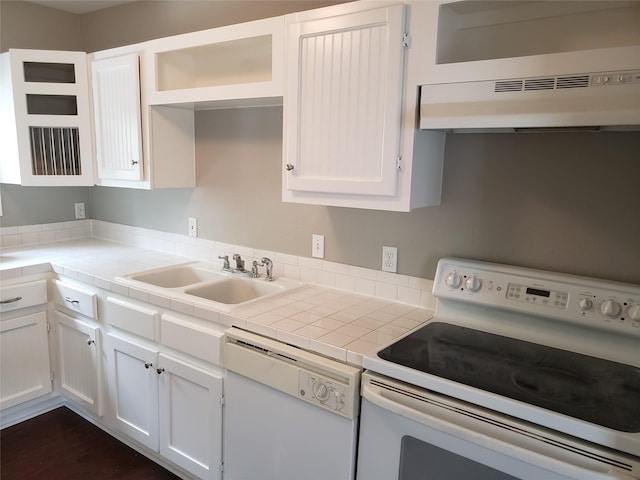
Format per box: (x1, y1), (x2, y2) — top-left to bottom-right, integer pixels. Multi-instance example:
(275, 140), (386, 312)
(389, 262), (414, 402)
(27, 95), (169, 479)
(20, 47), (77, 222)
(419, 47), (640, 132)
(417, 1), (640, 132)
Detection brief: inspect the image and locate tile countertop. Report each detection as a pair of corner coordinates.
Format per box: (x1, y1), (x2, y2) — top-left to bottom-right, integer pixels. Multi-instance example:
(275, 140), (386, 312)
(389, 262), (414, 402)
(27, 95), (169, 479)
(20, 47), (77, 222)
(0, 238), (434, 366)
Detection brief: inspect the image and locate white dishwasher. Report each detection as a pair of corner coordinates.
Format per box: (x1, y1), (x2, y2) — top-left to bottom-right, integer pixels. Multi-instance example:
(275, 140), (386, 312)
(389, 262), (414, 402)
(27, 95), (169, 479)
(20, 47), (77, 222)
(223, 327), (361, 480)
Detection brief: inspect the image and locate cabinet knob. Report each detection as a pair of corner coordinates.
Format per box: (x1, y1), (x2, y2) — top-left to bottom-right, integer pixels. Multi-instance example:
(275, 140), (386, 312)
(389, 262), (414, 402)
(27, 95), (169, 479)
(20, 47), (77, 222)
(87, 339), (95, 346)
(156, 368), (165, 375)
(285, 163), (295, 171)
(131, 160), (138, 165)
(144, 362), (153, 369)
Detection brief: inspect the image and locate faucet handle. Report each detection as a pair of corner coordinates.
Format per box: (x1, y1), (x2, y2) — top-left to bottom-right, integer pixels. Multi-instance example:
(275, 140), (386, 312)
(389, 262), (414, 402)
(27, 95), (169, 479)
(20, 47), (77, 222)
(251, 261), (261, 278)
(218, 255), (230, 270)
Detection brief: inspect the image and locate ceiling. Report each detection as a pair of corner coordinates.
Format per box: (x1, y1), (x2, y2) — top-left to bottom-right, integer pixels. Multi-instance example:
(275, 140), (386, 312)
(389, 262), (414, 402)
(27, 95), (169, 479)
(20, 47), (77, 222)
(25, 0), (135, 14)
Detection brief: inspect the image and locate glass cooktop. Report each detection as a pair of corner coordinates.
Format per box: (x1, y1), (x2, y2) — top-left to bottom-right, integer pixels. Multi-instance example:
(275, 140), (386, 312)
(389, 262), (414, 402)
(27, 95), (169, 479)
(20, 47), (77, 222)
(378, 322), (640, 432)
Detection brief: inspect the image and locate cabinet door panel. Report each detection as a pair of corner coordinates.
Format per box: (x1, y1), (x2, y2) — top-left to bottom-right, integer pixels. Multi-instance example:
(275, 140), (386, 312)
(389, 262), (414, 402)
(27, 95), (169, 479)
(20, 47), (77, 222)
(1, 49), (94, 186)
(285, 5), (405, 196)
(106, 334), (158, 450)
(55, 311), (102, 416)
(158, 354), (222, 480)
(0, 311), (51, 409)
(92, 53), (143, 181)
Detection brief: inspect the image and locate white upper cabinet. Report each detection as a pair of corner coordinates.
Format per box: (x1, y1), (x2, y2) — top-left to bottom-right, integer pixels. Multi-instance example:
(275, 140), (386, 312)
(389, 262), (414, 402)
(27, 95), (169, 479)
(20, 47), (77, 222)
(285, 5), (405, 197)
(143, 16), (284, 109)
(283, 2), (445, 211)
(0, 49), (95, 186)
(91, 53), (143, 181)
(90, 46), (195, 189)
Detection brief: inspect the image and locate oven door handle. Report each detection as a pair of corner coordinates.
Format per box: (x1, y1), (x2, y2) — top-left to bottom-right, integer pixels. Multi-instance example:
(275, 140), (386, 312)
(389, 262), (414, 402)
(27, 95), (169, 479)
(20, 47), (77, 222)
(362, 382), (635, 480)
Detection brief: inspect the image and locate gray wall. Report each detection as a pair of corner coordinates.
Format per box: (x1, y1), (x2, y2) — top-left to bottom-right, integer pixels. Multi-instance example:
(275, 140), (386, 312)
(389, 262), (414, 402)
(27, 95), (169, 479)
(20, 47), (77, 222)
(2, 1), (639, 284)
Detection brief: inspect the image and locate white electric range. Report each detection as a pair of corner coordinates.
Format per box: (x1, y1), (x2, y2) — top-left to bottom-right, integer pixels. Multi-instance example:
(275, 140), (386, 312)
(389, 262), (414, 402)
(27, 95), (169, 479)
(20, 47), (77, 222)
(357, 258), (640, 480)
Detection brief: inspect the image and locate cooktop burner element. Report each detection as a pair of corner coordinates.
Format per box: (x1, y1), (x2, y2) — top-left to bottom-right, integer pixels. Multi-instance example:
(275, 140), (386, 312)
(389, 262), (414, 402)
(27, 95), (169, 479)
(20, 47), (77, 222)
(378, 322), (640, 432)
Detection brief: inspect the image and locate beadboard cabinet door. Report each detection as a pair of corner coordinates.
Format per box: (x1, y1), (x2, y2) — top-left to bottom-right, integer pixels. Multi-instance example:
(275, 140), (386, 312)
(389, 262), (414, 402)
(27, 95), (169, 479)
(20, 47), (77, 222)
(91, 53), (143, 181)
(0, 311), (52, 409)
(55, 311), (102, 417)
(284, 4), (406, 199)
(106, 333), (159, 451)
(158, 353), (223, 480)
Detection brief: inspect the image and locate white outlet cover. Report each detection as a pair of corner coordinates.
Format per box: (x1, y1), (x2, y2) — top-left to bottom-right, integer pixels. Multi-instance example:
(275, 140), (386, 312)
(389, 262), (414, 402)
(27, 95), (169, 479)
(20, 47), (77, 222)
(74, 203), (85, 220)
(188, 217), (198, 238)
(312, 234), (325, 259)
(382, 246), (397, 273)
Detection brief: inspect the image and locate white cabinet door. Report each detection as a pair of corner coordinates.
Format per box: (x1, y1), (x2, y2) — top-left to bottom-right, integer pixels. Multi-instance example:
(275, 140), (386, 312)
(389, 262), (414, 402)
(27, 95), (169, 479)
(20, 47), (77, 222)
(105, 334), (159, 450)
(55, 310), (102, 416)
(284, 5), (406, 197)
(0, 311), (51, 409)
(91, 53), (143, 181)
(158, 354), (223, 480)
(0, 49), (94, 186)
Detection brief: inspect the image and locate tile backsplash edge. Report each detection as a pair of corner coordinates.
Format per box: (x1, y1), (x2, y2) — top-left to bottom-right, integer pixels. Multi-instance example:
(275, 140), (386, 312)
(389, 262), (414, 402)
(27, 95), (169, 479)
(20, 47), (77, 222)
(0, 220), (436, 309)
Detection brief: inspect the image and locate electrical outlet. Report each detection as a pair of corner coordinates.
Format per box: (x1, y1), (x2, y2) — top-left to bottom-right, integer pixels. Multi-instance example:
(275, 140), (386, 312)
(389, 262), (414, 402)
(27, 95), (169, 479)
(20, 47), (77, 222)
(74, 203), (85, 220)
(312, 234), (325, 259)
(188, 217), (198, 238)
(382, 246), (397, 273)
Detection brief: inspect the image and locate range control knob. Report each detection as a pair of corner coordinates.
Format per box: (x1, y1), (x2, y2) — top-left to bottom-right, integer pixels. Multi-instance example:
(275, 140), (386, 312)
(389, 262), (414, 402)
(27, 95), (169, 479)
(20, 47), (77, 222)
(313, 381), (330, 402)
(627, 304), (640, 322)
(445, 271), (462, 289)
(464, 275), (482, 292)
(578, 298), (593, 311)
(599, 299), (622, 319)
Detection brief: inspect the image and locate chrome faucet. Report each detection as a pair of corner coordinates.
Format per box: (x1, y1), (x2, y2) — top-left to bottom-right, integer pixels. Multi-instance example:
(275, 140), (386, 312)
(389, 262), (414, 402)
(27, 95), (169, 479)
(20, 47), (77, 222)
(260, 257), (274, 282)
(218, 255), (231, 271)
(232, 254), (245, 271)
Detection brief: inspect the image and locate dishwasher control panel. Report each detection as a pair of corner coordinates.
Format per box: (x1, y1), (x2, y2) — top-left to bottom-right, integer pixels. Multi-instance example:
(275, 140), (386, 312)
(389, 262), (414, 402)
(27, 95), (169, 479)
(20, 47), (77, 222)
(298, 371), (349, 415)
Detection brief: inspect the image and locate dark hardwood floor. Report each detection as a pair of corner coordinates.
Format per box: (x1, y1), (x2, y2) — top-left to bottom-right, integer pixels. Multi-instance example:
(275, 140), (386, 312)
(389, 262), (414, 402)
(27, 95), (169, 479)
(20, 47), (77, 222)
(1, 407), (182, 479)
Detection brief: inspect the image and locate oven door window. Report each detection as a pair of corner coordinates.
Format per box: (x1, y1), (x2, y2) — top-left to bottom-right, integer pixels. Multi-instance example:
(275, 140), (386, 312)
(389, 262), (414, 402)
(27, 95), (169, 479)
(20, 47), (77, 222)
(399, 436), (518, 480)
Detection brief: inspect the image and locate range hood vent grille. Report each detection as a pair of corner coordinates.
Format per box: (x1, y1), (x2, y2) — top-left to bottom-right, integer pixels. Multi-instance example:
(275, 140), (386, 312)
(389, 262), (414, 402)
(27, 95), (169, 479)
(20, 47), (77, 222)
(524, 78), (555, 91)
(556, 75), (590, 89)
(496, 75), (592, 93)
(495, 80), (523, 93)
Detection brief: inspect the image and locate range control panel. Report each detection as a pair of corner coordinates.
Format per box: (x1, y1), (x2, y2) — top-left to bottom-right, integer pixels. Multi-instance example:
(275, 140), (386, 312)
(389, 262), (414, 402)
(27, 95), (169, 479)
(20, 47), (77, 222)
(434, 258), (640, 335)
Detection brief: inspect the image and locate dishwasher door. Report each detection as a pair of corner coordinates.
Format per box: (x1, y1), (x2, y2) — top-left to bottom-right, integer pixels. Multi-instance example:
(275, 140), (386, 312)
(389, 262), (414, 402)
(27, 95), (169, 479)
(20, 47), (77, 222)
(223, 328), (360, 480)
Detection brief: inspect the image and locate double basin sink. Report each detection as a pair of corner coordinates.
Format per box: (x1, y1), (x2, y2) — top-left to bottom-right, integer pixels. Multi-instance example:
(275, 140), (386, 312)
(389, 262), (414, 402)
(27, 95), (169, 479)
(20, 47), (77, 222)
(118, 262), (302, 310)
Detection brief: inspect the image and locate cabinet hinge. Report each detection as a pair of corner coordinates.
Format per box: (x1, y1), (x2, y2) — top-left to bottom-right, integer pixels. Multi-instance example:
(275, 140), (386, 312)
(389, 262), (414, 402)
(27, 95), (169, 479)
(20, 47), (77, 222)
(402, 33), (410, 48)
(46, 321), (51, 333)
(50, 371), (54, 382)
(220, 394), (224, 407)
(219, 462), (224, 473)
(396, 156), (403, 170)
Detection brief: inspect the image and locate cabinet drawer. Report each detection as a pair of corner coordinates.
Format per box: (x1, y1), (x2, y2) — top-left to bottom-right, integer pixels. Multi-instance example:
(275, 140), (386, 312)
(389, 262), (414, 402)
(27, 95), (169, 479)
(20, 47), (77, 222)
(161, 314), (224, 366)
(0, 279), (47, 313)
(105, 297), (159, 341)
(52, 279), (98, 319)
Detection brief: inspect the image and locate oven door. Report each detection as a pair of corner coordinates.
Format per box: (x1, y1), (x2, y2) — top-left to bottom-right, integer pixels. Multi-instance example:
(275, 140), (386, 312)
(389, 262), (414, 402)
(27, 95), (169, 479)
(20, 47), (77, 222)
(356, 372), (639, 480)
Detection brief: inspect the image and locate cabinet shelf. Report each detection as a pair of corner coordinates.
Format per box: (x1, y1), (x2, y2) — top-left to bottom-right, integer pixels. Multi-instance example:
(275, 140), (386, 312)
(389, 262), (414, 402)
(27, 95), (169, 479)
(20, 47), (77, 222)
(145, 16), (284, 109)
(435, 1), (640, 64)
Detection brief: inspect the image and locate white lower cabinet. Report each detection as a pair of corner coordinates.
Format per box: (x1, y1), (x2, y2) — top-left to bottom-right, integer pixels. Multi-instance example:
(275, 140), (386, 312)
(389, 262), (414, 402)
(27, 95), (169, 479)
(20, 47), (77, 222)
(158, 353), (223, 479)
(55, 310), (102, 416)
(0, 311), (52, 409)
(0, 278), (51, 410)
(106, 333), (223, 480)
